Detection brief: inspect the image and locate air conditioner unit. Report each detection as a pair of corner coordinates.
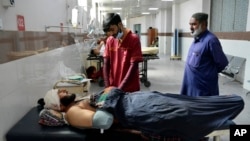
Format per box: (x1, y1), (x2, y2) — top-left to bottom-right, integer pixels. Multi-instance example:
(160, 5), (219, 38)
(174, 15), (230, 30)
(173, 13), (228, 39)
(2, 0), (15, 7)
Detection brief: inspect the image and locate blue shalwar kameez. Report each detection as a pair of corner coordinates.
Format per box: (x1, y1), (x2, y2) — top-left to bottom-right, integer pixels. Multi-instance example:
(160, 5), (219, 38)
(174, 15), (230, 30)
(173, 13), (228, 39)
(181, 30), (228, 96)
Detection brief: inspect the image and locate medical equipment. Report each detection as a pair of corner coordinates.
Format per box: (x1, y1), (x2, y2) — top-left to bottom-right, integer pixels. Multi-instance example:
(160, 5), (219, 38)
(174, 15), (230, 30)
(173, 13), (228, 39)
(53, 74), (90, 97)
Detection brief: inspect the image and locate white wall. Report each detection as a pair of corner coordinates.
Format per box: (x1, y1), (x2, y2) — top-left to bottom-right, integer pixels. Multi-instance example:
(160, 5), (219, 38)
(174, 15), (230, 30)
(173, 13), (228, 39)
(178, 0), (203, 32)
(0, 1), (92, 140)
(128, 9), (173, 55)
(128, 16), (148, 47)
(0, 44), (87, 141)
(155, 10), (172, 55)
(0, 0), (68, 31)
(0, 0), (91, 32)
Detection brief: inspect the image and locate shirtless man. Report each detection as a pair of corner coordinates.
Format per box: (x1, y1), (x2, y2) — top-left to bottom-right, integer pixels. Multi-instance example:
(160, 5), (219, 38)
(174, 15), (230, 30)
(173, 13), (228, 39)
(43, 88), (114, 129)
(41, 87), (244, 141)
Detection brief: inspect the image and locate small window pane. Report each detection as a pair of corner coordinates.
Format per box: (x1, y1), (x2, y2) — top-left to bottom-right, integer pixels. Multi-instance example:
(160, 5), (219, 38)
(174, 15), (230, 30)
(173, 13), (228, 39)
(234, 0), (248, 31)
(210, 0), (222, 31)
(221, 0), (235, 32)
(210, 0), (248, 32)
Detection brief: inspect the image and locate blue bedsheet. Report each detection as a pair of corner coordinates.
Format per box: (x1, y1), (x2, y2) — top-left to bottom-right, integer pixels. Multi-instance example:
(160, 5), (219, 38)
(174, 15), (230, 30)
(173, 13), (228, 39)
(94, 87), (244, 141)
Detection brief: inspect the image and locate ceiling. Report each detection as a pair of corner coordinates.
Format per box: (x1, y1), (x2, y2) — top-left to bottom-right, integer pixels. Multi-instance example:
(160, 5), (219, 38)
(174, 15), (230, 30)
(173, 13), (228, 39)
(94, 0), (188, 19)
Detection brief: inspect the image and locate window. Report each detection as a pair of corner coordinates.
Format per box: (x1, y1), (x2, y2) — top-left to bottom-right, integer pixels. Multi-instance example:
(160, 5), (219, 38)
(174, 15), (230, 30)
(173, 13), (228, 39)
(210, 0), (249, 32)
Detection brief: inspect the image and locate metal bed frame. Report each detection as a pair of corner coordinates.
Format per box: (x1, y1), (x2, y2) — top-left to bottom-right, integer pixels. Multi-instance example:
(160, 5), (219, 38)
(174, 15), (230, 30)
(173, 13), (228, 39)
(86, 54), (159, 87)
(86, 54), (104, 86)
(140, 54), (159, 87)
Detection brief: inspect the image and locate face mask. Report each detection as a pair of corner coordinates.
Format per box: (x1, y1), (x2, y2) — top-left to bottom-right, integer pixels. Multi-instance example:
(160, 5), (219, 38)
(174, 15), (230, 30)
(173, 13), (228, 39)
(116, 30), (123, 39)
(114, 25), (123, 39)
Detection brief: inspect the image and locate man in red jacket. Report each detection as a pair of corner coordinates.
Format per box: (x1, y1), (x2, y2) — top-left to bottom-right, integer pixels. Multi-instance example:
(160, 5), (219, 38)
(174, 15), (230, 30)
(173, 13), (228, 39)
(102, 13), (143, 92)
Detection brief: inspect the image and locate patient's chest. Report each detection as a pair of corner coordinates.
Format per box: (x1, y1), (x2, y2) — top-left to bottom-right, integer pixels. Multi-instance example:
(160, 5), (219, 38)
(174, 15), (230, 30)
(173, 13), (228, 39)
(75, 100), (96, 111)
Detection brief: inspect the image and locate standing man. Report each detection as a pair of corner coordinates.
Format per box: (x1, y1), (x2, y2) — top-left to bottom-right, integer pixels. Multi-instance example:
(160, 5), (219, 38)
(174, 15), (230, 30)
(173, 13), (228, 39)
(102, 13), (143, 92)
(181, 12), (228, 97)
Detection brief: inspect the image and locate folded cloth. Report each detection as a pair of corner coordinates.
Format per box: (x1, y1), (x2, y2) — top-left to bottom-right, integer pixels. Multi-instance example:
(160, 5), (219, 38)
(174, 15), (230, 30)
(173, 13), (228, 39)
(39, 108), (68, 126)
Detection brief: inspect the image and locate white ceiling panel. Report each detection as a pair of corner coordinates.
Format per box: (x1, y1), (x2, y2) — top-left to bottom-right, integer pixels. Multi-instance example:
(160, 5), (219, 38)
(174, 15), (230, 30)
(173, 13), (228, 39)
(93, 0), (188, 18)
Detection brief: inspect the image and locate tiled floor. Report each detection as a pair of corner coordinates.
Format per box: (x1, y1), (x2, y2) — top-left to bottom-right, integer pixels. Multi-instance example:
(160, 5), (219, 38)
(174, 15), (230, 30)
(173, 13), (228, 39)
(89, 53), (250, 141)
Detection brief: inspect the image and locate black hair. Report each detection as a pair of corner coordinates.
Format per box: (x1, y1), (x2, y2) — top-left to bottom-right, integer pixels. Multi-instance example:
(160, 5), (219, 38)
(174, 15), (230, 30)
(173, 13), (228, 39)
(86, 66), (97, 78)
(102, 13), (122, 32)
(60, 94), (76, 107)
(37, 98), (45, 110)
(90, 49), (95, 55)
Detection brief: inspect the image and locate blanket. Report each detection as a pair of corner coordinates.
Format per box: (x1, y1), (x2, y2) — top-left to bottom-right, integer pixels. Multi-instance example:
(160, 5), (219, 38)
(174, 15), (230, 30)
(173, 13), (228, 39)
(141, 47), (158, 54)
(93, 87), (244, 141)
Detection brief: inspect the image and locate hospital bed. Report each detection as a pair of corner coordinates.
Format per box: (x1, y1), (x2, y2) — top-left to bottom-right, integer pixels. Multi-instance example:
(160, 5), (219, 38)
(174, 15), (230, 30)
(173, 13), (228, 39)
(140, 47), (159, 87)
(86, 47), (159, 87)
(6, 105), (234, 141)
(5, 106), (142, 141)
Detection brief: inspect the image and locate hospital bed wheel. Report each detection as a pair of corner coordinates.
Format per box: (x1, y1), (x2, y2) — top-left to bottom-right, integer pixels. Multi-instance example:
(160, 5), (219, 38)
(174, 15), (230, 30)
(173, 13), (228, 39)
(144, 81), (151, 87)
(140, 78), (143, 82)
(140, 77), (145, 82)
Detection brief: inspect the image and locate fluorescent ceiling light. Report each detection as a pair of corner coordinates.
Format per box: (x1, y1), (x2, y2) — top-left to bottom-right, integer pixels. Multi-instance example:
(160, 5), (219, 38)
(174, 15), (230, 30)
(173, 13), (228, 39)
(142, 12), (150, 15)
(112, 0), (125, 1)
(162, 0), (173, 1)
(112, 7), (122, 10)
(149, 8), (159, 10)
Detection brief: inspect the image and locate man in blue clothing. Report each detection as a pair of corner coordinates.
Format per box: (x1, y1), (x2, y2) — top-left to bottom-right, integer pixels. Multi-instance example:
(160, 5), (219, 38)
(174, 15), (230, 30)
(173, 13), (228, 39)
(181, 12), (228, 97)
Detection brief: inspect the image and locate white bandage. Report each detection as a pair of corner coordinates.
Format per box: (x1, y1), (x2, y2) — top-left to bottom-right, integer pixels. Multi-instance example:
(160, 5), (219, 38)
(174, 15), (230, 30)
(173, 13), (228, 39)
(44, 89), (60, 111)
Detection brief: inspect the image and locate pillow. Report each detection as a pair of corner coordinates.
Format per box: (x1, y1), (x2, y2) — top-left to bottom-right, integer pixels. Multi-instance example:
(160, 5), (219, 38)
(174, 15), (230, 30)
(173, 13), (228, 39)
(39, 108), (68, 126)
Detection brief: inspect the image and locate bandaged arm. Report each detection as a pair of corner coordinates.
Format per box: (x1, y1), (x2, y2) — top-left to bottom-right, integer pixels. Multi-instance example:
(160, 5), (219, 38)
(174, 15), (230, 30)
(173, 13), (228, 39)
(103, 57), (110, 87)
(92, 109), (113, 130)
(119, 62), (138, 90)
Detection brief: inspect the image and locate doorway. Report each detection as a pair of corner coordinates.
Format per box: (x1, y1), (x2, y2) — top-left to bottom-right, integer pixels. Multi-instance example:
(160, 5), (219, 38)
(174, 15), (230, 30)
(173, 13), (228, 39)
(133, 24), (141, 38)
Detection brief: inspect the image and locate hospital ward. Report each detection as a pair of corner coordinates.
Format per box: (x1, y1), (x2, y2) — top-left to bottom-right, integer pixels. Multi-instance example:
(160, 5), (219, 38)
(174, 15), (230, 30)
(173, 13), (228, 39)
(1, 0), (250, 141)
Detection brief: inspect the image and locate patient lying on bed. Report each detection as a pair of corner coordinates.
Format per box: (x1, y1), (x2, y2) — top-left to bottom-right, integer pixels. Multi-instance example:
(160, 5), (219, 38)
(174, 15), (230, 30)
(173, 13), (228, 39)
(90, 38), (106, 56)
(90, 31), (112, 56)
(39, 87), (244, 141)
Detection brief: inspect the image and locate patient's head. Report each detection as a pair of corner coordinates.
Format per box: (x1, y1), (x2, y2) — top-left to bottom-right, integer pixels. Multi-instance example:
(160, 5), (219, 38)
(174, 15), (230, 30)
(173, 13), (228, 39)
(59, 89), (76, 107)
(90, 48), (100, 55)
(44, 89), (76, 111)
